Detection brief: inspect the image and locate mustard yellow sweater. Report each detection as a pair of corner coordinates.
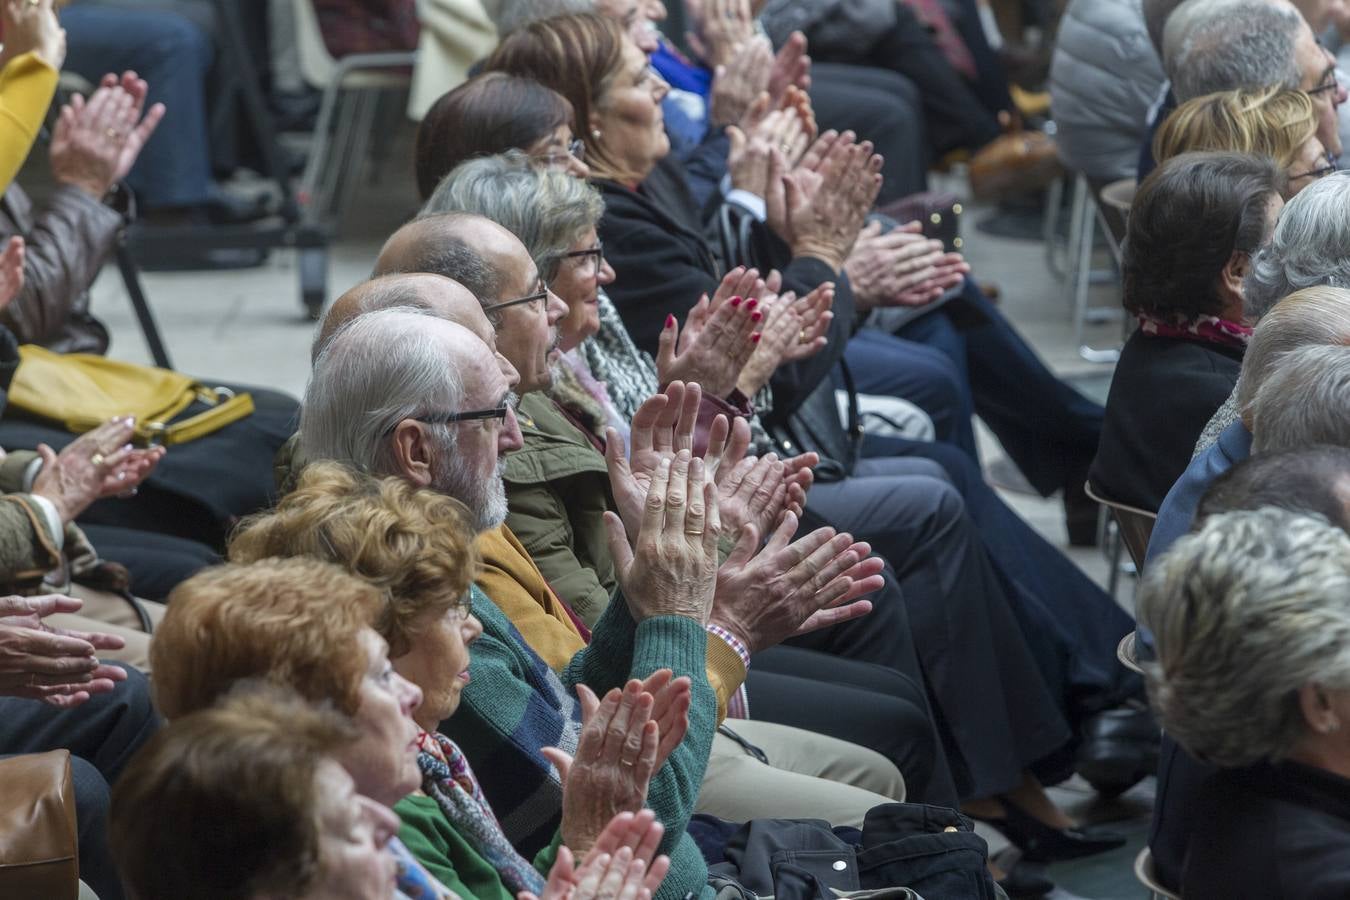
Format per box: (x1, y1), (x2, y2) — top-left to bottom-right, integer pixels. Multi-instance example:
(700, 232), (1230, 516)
(0, 52), (58, 192)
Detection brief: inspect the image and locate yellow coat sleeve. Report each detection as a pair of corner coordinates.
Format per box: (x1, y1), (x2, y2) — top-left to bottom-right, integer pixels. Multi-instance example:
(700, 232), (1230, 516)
(0, 52), (59, 193)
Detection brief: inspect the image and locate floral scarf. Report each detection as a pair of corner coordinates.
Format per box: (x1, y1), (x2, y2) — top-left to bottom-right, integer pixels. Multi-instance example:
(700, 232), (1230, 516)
(1136, 312), (1253, 350)
(415, 730), (546, 896)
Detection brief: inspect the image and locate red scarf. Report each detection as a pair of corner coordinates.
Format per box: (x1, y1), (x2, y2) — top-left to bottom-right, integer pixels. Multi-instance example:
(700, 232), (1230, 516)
(1137, 312), (1252, 350)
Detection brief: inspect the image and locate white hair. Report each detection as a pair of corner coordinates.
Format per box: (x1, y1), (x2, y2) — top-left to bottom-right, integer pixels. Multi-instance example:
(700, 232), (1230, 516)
(1140, 508), (1350, 766)
(300, 308), (464, 477)
(1245, 173), (1350, 320)
(1170, 0), (1303, 101)
(1238, 285), (1350, 418)
(1251, 344), (1350, 452)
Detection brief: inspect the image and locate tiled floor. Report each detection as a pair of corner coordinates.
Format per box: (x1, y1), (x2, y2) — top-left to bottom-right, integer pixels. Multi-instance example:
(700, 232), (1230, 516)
(85, 132), (1152, 897)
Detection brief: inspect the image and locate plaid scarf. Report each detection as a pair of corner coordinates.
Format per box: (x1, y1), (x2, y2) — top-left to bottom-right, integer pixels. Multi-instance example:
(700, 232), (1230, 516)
(416, 731), (546, 896)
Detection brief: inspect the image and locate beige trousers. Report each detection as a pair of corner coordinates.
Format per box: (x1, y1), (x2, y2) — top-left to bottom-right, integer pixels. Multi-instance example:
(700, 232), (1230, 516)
(46, 584), (165, 673)
(696, 720), (906, 828)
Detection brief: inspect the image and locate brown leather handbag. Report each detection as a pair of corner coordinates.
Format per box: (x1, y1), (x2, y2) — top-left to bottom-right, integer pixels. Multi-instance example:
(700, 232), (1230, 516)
(0, 750), (79, 900)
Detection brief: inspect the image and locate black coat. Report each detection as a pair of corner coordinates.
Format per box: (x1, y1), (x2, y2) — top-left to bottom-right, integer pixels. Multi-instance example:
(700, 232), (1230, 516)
(595, 156), (856, 425)
(1184, 760), (1350, 899)
(1089, 330), (1242, 512)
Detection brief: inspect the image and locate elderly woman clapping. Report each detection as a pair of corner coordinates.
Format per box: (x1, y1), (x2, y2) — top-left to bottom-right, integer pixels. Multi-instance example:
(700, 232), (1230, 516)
(1140, 507), (1350, 898)
(151, 549), (676, 900)
(221, 462), (685, 899)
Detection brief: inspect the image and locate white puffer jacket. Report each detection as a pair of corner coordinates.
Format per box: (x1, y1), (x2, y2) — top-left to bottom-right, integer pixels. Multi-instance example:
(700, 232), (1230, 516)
(1049, 0), (1166, 182)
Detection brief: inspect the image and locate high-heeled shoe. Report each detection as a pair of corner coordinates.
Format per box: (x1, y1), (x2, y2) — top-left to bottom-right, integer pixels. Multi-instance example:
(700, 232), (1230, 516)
(971, 797), (1126, 863)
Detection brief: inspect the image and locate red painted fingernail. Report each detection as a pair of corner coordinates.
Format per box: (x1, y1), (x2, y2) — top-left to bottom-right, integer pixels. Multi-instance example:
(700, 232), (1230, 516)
(751, 311), (762, 323)
(746, 298), (758, 311)
(751, 332), (762, 343)
(665, 314), (675, 328)
(730, 296), (742, 307)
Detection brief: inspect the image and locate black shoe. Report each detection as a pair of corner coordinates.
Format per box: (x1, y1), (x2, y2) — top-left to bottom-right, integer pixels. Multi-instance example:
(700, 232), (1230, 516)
(997, 864), (1055, 899)
(1063, 474), (1099, 547)
(1076, 705), (1161, 797)
(971, 797), (1126, 863)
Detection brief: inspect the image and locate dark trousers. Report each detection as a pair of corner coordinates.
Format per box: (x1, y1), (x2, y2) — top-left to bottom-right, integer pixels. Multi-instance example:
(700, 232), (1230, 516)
(0, 666), (161, 900)
(945, 0), (1015, 117)
(79, 523), (220, 600)
(748, 645), (949, 807)
(809, 6), (1001, 157)
(1149, 734), (1216, 891)
(810, 63), (929, 203)
(800, 461), (1070, 801)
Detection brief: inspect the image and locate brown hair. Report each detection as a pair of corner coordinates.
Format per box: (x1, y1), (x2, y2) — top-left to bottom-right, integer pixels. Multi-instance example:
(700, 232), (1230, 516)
(484, 13), (632, 181)
(151, 557), (383, 719)
(229, 461), (479, 657)
(1155, 88), (1319, 176)
(415, 72), (574, 200)
(110, 685), (358, 900)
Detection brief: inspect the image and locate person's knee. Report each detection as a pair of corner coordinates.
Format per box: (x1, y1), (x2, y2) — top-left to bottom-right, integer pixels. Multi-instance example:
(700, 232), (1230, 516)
(144, 11), (213, 69)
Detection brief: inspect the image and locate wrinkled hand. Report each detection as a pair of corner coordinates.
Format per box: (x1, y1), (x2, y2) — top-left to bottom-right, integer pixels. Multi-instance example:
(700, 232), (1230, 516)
(846, 221), (969, 311)
(523, 811), (671, 900)
(708, 35), (772, 129)
(771, 132), (883, 272)
(0, 0), (65, 69)
(0, 595), (127, 707)
(709, 513), (883, 654)
(604, 448), (721, 624)
(547, 677), (687, 856)
(655, 283), (759, 398)
(0, 236), (23, 310)
(685, 0), (756, 67)
(735, 281), (834, 395)
(50, 71), (165, 199)
(32, 417), (163, 523)
(606, 382), (703, 542)
(767, 31), (811, 104)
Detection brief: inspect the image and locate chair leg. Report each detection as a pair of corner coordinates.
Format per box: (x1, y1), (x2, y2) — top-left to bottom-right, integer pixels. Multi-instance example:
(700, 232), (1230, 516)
(333, 88), (380, 223)
(317, 88), (360, 221)
(1043, 173), (1066, 278)
(299, 77), (345, 218)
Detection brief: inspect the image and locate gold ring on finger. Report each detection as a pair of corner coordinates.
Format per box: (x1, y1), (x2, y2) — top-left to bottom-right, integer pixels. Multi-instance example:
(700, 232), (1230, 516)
(685, 529), (705, 536)
(106, 129), (122, 140)
(620, 757), (636, 767)
(90, 452), (106, 466)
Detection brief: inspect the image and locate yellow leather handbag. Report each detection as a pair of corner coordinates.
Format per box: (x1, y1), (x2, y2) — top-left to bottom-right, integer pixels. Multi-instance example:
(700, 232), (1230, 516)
(7, 345), (254, 445)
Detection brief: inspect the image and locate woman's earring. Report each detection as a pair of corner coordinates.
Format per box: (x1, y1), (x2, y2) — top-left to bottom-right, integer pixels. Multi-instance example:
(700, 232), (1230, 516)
(591, 129), (602, 140)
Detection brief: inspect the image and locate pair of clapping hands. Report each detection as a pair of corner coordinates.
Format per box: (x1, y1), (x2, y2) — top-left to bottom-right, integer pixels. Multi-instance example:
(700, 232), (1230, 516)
(656, 265), (834, 404)
(603, 380), (884, 655)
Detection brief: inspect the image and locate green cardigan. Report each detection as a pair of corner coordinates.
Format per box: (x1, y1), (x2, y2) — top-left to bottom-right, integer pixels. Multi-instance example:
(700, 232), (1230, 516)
(395, 793), (561, 900)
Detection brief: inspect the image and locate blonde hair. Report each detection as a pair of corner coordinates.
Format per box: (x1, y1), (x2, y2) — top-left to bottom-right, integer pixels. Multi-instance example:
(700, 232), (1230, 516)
(1155, 87), (1318, 173)
(230, 461), (479, 657)
(151, 558), (384, 719)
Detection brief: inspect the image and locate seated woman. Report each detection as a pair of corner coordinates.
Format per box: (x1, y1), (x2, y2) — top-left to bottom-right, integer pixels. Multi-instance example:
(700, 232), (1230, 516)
(1155, 87), (1335, 198)
(1140, 508), (1350, 899)
(1089, 152), (1285, 512)
(150, 554), (672, 900)
(111, 684), (657, 900)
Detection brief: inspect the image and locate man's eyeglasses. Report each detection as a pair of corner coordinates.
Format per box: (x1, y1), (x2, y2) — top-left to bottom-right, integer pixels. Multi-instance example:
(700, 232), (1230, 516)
(559, 242), (604, 277)
(383, 402), (512, 436)
(536, 139), (586, 170)
(484, 284), (550, 314)
(1308, 72), (1341, 97)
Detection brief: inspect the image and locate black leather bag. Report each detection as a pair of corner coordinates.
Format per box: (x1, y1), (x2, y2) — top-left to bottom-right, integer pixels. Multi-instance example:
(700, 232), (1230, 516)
(877, 191), (964, 253)
(767, 363), (862, 483)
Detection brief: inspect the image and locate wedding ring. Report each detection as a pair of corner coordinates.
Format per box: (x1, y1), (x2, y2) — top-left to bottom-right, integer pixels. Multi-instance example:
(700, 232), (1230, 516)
(798, 329), (808, 344)
(685, 529), (705, 536)
(620, 758), (636, 767)
(90, 452), (105, 466)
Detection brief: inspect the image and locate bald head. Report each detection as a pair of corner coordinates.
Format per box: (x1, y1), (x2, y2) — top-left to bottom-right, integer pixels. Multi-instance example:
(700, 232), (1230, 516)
(313, 273), (493, 362)
(373, 213), (523, 307)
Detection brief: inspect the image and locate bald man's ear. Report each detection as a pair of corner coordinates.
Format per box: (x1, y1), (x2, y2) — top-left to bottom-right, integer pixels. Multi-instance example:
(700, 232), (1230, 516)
(389, 420), (435, 488)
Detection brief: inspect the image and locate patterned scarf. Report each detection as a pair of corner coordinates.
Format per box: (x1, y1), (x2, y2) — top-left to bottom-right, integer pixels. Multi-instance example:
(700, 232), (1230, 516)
(1136, 312), (1253, 350)
(416, 730), (547, 896)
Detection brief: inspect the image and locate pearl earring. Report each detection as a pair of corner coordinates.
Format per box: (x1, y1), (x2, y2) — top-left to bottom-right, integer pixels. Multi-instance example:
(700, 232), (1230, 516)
(591, 129), (602, 140)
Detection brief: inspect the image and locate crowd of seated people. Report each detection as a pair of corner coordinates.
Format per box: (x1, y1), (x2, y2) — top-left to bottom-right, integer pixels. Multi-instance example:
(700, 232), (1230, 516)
(1, 0), (1350, 898)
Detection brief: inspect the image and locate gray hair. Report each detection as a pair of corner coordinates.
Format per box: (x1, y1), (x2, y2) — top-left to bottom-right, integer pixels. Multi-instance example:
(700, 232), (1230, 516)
(1140, 507), (1350, 766)
(311, 275), (433, 362)
(488, 0), (592, 35)
(300, 308), (463, 477)
(422, 150), (604, 283)
(1244, 173), (1350, 320)
(1251, 344), (1350, 452)
(1170, 0), (1303, 101)
(1237, 285), (1350, 416)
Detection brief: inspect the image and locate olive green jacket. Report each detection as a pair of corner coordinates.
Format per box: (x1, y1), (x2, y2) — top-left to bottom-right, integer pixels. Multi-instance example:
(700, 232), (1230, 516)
(503, 392), (616, 628)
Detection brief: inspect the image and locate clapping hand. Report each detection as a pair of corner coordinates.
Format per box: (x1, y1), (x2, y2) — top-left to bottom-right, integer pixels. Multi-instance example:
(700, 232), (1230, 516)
(655, 270), (762, 399)
(33, 417), (165, 523)
(0, 0), (65, 70)
(524, 810), (671, 900)
(0, 595), (126, 707)
(846, 221), (969, 311)
(50, 70), (165, 199)
(546, 675), (692, 857)
(709, 513), (884, 654)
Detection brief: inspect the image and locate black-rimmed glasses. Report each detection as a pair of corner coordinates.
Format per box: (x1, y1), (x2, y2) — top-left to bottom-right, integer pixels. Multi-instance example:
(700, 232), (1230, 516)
(382, 403), (511, 436)
(484, 286), (550, 314)
(559, 242), (604, 276)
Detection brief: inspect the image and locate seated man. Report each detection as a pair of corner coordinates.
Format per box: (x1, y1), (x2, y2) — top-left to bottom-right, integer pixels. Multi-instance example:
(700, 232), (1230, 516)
(0, 74), (298, 550)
